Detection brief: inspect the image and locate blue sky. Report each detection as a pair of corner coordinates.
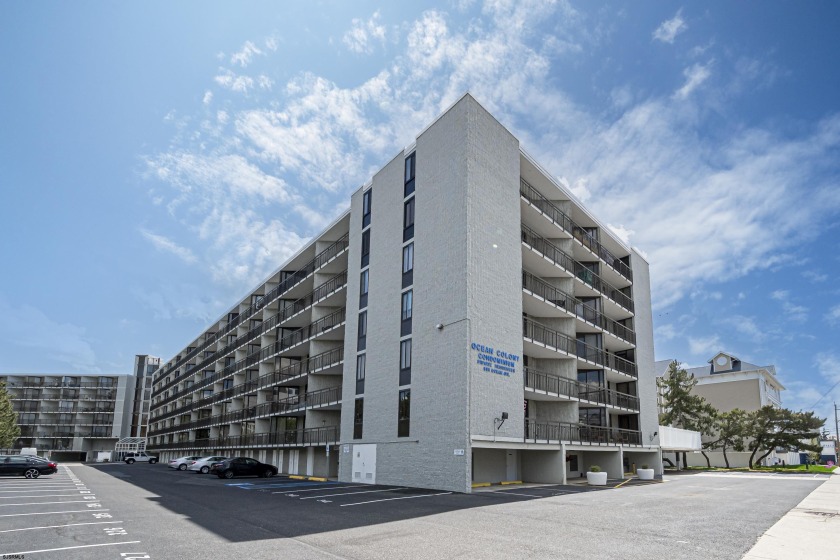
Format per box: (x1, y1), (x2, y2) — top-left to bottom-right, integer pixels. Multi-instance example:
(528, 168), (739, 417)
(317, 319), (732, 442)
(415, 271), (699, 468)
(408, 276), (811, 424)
(1, 1), (839, 432)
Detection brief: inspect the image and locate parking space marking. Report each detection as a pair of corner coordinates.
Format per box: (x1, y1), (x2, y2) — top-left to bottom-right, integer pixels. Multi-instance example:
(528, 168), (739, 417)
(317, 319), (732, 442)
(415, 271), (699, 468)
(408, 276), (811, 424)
(340, 492), (453, 507)
(0, 488), (82, 493)
(299, 487), (407, 500)
(0, 494), (83, 499)
(0, 508), (110, 517)
(3, 541), (142, 556)
(488, 491), (547, 498)
(0, 500), (100, 507)
(0, 521), (124, 533)
(273, 485), (360, 494)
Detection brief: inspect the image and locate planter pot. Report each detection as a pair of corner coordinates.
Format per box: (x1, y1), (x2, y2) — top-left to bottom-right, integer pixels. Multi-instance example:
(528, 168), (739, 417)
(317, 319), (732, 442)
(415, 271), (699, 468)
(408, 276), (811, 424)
(586, 471), (608, 486)
(637, 468), (655, 480)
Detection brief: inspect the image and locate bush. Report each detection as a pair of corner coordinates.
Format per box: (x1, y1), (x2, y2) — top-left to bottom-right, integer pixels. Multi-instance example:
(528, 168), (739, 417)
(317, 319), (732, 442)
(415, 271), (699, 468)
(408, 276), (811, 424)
(641, 464), (650, 470)
(589, 465), (601, 472)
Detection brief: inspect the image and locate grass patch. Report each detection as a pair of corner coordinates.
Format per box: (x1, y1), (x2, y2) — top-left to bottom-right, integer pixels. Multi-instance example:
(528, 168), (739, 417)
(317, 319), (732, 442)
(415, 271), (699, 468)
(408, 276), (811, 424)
(673, 465), (836, 474)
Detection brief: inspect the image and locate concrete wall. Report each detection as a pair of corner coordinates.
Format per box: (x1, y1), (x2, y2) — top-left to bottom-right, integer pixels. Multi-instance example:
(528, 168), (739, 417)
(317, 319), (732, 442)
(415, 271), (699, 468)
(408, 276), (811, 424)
(695, 379), (761, 412)
(520, 449), (565, 483)
(630, 250), (658, 447)
(472, 448), (507, 483)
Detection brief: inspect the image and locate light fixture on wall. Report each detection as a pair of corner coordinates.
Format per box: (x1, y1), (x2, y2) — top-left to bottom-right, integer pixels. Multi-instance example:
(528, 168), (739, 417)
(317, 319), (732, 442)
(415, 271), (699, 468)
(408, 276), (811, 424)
(493, 412), (509, 442)
(649, 431), (658, 442)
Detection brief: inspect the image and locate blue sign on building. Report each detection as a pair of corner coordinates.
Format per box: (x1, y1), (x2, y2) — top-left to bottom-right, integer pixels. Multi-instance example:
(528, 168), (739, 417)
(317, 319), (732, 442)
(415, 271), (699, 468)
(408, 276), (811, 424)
(471, 342), (520, 377)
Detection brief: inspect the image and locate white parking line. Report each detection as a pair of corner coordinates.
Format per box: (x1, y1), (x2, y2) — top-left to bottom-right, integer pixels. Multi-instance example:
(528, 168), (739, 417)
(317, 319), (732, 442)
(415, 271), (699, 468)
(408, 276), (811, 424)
(299, 487), (407, 500)
(0, 487), (80, 492)
(273, 485), (360, 494)
(2, 541), (142, 555)
(0, 509), (109, 517)
(491, 491), (546, 498)
(0, 521), (123, 533)
(0, 494), (83, 499)
(0, 500), (99, 507)
(340, 492), (453, 507)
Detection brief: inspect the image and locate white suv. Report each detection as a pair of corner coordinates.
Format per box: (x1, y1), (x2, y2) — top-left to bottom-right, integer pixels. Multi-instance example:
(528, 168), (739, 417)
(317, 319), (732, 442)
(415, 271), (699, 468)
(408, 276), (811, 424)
(124, 452), (158, 464)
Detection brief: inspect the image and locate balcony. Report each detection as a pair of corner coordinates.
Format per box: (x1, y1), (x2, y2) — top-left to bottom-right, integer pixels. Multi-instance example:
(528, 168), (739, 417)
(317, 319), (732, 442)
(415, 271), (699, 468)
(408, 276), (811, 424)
(524, 419), (642, 446)
(147, 425), (340, 451)
(521, 227), (633, 313)
(520, 178), (633, 282)
(524, 367), (639, 411)
(522, 318), (637, 380)
(522, 270), (635, 347)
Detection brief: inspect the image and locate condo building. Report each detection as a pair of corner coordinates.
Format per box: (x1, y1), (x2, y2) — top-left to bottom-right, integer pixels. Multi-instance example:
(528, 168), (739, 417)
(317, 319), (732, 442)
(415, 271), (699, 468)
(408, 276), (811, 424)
(147, 94), (661, 492)
(1, 372), (131, 461)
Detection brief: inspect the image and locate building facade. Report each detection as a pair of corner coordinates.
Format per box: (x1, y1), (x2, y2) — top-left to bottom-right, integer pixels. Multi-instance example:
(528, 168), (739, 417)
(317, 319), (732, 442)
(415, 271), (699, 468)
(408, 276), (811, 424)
(146, 94), (660, 492)
(1, 372), (131, 461)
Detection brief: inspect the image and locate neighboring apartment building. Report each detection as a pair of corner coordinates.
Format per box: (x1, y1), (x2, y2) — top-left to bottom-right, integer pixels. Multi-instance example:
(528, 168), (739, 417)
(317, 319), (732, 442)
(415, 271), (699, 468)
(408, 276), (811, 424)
(1, 372), (131, 461)
(146, 94), (661, 492)
(656, 351), (786, 467)
(129, 355), (160, 438)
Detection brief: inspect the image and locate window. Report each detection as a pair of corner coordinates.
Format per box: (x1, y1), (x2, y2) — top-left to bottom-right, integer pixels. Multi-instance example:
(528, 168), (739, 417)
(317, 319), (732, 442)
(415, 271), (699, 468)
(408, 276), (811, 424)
(403, 198), (415, 241)
(362, 189), (372, 227)
(402, 242), (414, 288)
(361, 229), (371, 267)
(399, 339), (412, 386)
(357, 311), (367, 352)
(404, 153), (415, 197)
(355, 354), (366, 395)
(359, 269), (369, 309)
(401, 290), (413, 336)
(398, 389), (411, 437)
(354, 398), (364, 439)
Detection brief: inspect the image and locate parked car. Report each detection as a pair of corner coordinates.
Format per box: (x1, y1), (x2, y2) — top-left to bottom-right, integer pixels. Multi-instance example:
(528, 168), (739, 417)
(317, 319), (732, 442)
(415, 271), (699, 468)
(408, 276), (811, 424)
(168, 455), (205, 471)
(187, 456), (229, 474)
(124, 452), (158, 464)
(210, 457), (278, 479)
(0, 455), (58, 478)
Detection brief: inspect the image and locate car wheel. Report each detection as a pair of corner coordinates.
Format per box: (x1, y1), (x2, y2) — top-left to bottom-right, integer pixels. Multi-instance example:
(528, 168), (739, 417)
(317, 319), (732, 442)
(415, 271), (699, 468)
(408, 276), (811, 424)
(149, 459), (158, 464)
(126, 459), (135, 464)
(262, 469), (274, 478)
(200, 466), (210, 474)
(223, 470), (235, 479)
(24, 468), (41, 479)
(178, 464), (187, 471)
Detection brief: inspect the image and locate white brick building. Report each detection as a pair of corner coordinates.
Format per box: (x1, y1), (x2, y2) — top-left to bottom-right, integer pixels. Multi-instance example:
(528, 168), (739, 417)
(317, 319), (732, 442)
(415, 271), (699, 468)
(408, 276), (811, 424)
(147, 94), (661, 492)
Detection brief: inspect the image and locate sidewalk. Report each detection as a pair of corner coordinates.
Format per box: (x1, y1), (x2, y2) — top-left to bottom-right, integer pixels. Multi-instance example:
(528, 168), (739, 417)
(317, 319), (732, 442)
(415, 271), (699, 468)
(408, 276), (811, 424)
(742, 468), (840, 559)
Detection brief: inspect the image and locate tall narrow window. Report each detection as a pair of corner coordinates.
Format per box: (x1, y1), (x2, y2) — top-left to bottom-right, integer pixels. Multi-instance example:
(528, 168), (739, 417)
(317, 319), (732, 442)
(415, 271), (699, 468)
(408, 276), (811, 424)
(398, 389), (411, 437)
(401, 290), (413, 336)
(361, 229), (371, 267)
(359, 269), (369, 309)
(357, 311), (367, 352)
(362, 189), (372, 227)
(402, 242), (414, 288)
(404, 153), (415, 197)
(355, 354), (366, 395)
(403, 198), (415, 241)
(354, 398), (364, 439)
(399, 338), (412, 386)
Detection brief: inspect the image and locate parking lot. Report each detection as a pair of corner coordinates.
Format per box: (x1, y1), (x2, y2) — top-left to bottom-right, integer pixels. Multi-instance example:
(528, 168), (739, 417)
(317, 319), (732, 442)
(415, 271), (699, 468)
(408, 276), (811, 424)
(0, 463), (830, 559)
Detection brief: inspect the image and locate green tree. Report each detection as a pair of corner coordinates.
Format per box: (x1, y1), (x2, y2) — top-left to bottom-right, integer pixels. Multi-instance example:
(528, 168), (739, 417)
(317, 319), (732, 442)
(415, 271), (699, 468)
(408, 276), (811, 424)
(710, 409), (749, 469)
(0, 382), (21, 448)
(657, 360), (717, 467)
(743, 406), (824, 469)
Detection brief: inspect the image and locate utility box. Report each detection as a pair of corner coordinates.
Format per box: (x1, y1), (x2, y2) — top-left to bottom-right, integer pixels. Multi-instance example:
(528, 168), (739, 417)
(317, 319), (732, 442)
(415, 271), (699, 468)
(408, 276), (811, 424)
(20, 447), (38, 456)
(96, 451), (113, 463)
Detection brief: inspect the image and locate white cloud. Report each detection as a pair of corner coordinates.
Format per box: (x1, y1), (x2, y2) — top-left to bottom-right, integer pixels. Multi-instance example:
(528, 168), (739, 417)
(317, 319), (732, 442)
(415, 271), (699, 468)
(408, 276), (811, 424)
(202, 90), (213, 105)
(726, 315), (767, 343)
(769, 290), (808, 322)
(343, 11), (387, 54)
(231, 40), (263, 67)
(826, 305), (840, 325)
(214, 70), (255, 93)
(0, 300), (98, 371)
(653, 9), (687, 44)
(673, 61), (712, 100)
(265, 37), (279, 52)
(655, 323), (677, 341)
(689, 335), (721, 356)
(140, 229), (197, 264)
(803, 270), (828, 282)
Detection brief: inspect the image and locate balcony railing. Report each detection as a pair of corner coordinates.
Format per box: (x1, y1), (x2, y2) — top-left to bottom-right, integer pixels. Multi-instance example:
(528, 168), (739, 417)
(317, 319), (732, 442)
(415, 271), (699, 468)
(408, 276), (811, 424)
(521, 227), (633, 313)
(520, 178), (632, 281)
(148, 426), (340, 450)
(523, 318), (637, 378)
(525, 419), (642, 446)
(522, 271), (635, 345)
(524, 367), (639, 410)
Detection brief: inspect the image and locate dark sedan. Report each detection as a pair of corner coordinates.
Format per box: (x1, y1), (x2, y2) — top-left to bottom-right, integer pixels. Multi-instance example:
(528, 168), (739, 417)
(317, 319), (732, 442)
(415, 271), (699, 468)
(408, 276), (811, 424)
(210, 457), (277, 479)
(0, 455), (58, 478)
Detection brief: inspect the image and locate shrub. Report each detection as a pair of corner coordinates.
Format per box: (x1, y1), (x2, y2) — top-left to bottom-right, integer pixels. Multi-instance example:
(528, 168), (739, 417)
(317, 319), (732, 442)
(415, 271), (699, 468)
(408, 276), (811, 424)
(641, 464), (650, 470)
(589, 465), (601, 472)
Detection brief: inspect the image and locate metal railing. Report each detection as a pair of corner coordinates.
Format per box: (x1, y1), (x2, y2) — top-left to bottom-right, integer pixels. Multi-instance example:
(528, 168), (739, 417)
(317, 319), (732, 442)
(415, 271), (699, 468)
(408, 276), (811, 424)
(148, 425), (340, 450)
(520, 178), (632, 281)
(524, 419), (642, 446)
(521, 226), (634, 313)
(522, 318), (637, 378)
(522, 271), (635, 344)
(155, 233), (349, 381)
(524, 367), (639, 410)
